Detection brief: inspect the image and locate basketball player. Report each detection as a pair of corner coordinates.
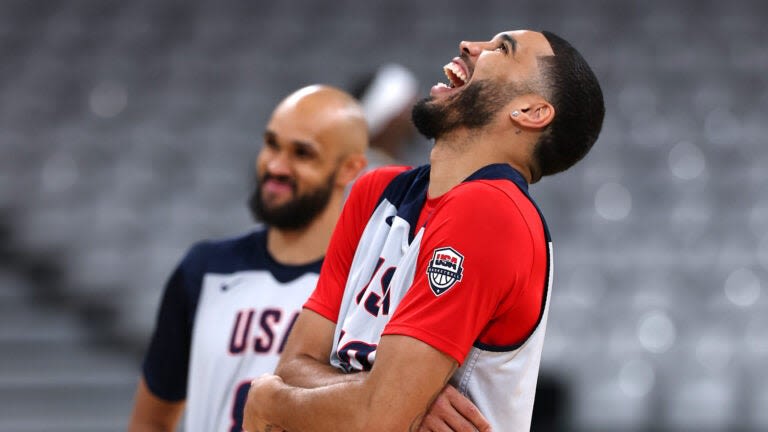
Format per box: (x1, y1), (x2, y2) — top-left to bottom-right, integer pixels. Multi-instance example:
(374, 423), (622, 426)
(126, 85), (369, 432)
(243, 29), (604, 432)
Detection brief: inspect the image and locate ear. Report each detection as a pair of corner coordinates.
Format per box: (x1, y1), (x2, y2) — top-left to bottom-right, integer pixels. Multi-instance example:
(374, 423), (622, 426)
(509, 96), (555, 130)
(335, 153), (368, 187)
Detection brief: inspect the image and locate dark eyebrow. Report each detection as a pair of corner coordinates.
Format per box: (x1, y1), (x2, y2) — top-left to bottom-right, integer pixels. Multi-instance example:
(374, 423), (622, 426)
(500, 34), (517, 55)
(265, 130), (319, 154)
(292, 139), (318, 154)
(263, 130), (278, 145)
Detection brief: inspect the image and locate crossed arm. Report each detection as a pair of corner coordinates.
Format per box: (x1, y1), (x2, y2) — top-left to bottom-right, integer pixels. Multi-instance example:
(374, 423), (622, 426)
(243, 309), (490, 432)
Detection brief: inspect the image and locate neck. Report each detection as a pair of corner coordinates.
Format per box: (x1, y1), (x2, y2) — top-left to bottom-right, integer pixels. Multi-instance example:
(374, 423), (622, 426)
(428, 130), (532, 197)
(266, 194), (343, 265)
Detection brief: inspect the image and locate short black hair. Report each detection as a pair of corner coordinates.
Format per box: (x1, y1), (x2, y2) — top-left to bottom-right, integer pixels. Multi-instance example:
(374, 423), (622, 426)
(533, 31), (605, 179)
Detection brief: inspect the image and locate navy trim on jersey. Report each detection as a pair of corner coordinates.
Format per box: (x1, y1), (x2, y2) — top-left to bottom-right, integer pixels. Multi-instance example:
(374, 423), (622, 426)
(375, 163), (553, 242)
(185, 229), (323, 285)
(142, 227), (323, 401)
(376, 165), (431, 242)
(462, 163), (529, 190)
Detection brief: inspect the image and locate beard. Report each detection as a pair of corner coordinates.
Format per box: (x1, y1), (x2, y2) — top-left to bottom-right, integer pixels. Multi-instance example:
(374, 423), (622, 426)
(248, 170), (337, 230)
(411, 79), (515, 140)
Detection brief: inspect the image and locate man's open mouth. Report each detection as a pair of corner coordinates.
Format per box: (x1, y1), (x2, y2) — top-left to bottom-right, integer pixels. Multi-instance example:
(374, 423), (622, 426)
(443, 61), (469, 89)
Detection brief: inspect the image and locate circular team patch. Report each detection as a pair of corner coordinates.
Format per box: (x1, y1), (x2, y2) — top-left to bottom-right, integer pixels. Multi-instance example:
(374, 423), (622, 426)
(426, 247), (464, 296)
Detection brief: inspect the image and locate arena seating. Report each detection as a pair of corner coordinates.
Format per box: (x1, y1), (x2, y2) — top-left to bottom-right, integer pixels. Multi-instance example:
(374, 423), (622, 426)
(1, 0), (765, 430)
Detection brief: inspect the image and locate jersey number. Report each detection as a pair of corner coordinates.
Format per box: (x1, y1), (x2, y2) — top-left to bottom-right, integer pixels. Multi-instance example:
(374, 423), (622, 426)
(355, 257), (396, 317)
(337, 340), (377, 371)
(229, 380), (251, 432)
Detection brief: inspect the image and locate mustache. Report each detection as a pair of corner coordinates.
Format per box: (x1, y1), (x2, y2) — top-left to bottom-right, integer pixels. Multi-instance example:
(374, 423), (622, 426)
(259, 173), (297, 190)
(459, 51), (472, 75)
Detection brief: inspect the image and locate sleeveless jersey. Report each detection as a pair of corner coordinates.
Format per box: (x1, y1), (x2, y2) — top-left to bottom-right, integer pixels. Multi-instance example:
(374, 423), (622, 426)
(142, 228), (321, 432)
(305, 164), (552, 431)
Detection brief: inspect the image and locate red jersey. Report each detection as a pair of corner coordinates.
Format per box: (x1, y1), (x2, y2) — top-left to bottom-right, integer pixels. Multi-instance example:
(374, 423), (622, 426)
(305, 164), (552, 430)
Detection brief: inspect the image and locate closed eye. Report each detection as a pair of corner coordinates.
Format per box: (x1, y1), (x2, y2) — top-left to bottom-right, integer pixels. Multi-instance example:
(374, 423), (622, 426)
(264, 131), (279, 149)
(293, 143), (318, 160)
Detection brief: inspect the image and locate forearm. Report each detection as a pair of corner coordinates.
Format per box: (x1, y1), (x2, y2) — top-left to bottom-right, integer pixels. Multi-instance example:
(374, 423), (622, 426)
(272, 309), (364, 389)
(248, 336), (457, 432)
(255, 378), (415, 432)
(275, 352), (365, 388)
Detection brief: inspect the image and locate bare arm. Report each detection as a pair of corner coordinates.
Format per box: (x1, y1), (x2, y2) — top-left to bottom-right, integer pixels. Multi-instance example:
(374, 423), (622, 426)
(274, 309), (365, 388)
(246, 334), (461, 432)
(271, 308), (490, 431)
(127, 378), (184, 432)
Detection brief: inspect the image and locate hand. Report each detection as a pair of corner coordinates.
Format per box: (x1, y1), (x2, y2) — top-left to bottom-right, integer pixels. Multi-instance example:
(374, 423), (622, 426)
(418, 385), (492, 432)
(242, 375), (286, 432)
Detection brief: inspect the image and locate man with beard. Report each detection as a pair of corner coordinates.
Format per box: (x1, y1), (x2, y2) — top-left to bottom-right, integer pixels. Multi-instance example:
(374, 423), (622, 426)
(129, 84), (486, 432)
(127, 85), (369, 432)
(243, 29), (605, 432)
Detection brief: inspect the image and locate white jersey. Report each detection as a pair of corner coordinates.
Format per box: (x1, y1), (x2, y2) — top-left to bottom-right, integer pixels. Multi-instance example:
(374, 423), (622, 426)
(142, 229), (321, 432)
(306, 164), (552, 430)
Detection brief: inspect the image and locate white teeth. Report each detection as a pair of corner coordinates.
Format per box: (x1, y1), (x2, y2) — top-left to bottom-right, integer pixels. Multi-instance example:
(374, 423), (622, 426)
(443, 62), (468, 85)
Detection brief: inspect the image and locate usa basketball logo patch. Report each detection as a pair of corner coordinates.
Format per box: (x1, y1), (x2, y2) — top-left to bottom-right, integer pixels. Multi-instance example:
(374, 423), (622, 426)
(426, 247), (464, 296)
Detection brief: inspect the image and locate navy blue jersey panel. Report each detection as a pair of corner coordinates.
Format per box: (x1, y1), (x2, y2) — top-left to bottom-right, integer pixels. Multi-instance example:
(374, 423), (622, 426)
(377, 165), (431, 241)
(192, 229), (323, 284)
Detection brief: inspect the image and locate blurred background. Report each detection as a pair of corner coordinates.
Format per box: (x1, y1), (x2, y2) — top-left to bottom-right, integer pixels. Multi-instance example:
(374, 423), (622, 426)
(1, 0), (766, 431)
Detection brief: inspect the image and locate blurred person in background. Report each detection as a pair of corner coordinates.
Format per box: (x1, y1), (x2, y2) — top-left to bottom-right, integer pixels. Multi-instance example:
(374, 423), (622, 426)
(351, 63), (428, 168)
(243, 29), (604, 432)
(127, 85), (369, 432)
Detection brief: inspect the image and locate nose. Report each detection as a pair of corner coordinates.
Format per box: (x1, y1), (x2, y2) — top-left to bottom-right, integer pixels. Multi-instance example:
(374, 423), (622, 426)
(268, 154), (291, 176)
(459, 40), (483, 57)
(261, 150), (292, 177)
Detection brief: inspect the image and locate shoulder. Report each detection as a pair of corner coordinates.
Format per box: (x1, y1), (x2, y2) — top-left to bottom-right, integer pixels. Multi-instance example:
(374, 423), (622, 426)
(441, 163), (544, 227)
(355, 165), (412, 194)
(444, 179), (533, 220)
(346, 165), (413, 216)
(430, 178), (546, 247)
(181, 228), (267, 273)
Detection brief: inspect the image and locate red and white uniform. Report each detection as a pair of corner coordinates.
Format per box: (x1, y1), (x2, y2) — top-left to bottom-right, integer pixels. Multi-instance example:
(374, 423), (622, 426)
(305, 163), (553, 431)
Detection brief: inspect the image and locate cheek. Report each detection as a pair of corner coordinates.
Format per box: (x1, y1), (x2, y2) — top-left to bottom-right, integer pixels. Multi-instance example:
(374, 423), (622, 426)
(295, 164), (333, 190)
(255, 152), (273, 174)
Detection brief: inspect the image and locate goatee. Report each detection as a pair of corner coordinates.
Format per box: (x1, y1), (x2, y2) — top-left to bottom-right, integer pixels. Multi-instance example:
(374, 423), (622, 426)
(248, 171), (336, 230)
(411, 80), (514, 140)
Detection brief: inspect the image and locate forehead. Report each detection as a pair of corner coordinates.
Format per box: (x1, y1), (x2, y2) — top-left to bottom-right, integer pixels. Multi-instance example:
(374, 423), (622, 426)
(267, 103), (344, 151)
